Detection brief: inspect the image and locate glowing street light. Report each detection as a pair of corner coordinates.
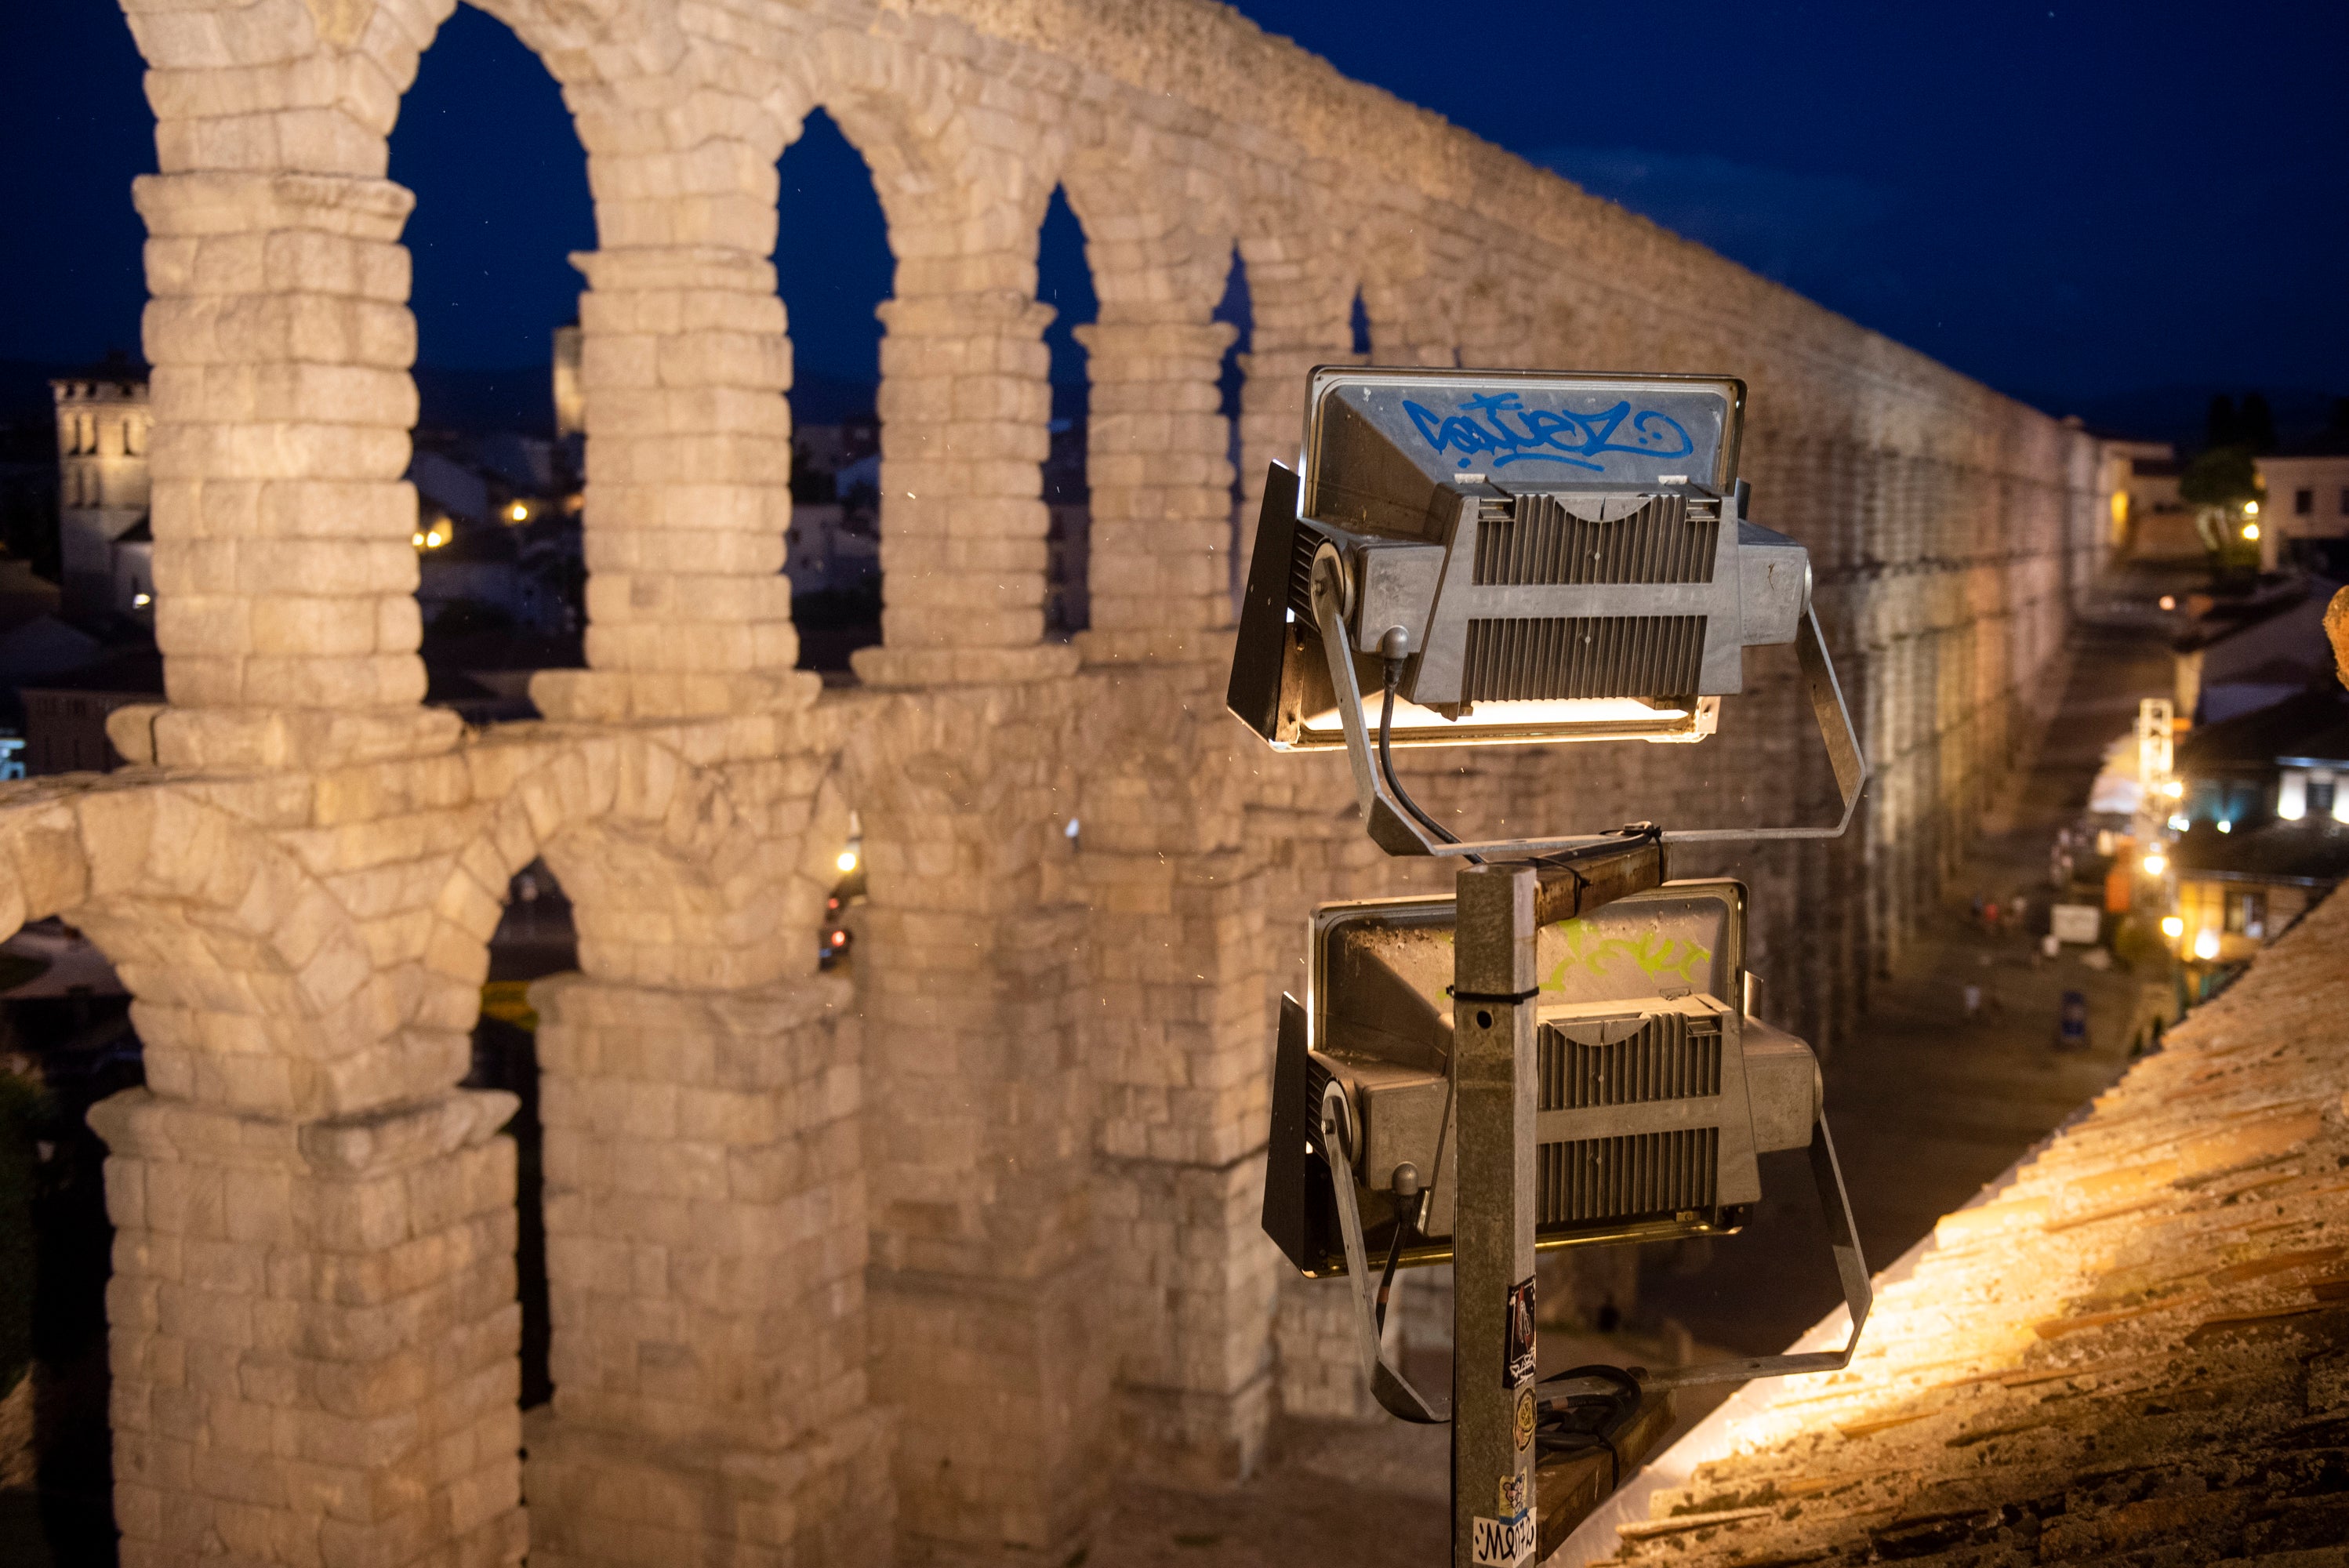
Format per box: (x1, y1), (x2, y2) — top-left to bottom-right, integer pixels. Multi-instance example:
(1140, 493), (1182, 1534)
(2244, 500), (2260, 516)
(2160, 915), (2184, 940)
(508, 501), (530, 523)
(835, 848), (859, 874)
(2141, 850), (2167, 877)
(2162, 779), (2184, 800)
(2192, 929), (2220, 961)
(2243, 522), (2260, 541)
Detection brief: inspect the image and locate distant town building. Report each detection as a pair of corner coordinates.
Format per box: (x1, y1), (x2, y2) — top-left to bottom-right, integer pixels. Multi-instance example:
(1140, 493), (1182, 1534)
(2254, 449), (2349, 574)
(16, 648), (165, 775)
(552, 324), (584, 443)
(2107, 440), (2203, 560)
(50, 355), (152, 620)
(786, 423), (883, 599)
(2166, 681), (2349, 969)
(2172, 574), (2347, 722)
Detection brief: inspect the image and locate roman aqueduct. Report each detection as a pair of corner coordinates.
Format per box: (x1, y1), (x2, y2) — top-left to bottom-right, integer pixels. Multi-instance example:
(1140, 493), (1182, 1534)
(2, 0), (2109, 1561)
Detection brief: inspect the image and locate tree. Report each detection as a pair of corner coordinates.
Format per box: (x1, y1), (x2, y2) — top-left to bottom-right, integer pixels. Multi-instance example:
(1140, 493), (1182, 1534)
(2206, 393), (2239, 449)
(2179, 445), (2260, 508)
(2239, 390), (2276, 454)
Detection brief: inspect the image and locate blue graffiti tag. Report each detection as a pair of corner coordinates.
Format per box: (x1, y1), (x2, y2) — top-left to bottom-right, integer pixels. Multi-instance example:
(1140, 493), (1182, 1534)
(1403, 392), (1695, 472)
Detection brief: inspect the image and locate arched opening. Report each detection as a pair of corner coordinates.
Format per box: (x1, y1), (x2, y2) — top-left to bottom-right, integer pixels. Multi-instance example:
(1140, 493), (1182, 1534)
(0, 920), (136, 1559)
(775, 109), (893, 676)
(1039, 187), (1097, 637)
(388, 3), (594, 718)
(467, 861), (575, 1411)
(1214, 249), (1251, 605)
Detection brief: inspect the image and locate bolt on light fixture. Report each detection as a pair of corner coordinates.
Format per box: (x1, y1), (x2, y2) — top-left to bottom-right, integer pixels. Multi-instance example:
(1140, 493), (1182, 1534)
(1230, 368), (1872, 1564)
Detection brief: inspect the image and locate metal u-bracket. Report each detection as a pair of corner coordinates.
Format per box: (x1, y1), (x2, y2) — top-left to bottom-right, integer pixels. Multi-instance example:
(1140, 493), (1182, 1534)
(1320, 1080), (1450, 1424)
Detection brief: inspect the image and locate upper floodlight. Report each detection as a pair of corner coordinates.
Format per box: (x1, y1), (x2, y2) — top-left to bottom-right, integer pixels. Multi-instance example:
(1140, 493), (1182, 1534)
(1227, 367), (1865, 857)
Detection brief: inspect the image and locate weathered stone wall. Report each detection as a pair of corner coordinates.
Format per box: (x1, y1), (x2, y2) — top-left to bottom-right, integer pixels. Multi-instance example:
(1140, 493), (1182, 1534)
(0, 0), (2104, 1562)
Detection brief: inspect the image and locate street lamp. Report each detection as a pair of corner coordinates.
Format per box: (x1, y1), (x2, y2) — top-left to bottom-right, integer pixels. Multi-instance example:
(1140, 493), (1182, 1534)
(1233, 368), (1872, 1563)
(2161, 915), (2184, 941)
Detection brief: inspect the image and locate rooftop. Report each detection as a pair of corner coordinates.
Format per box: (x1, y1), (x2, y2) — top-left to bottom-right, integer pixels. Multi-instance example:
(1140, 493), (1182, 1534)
(1591, 886), (2349, 1565)
(2176, 682), (2349, 771)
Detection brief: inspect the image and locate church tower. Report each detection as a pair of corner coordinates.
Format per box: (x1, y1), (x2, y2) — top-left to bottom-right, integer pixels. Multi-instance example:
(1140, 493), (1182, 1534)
(52, 353), (153, 619)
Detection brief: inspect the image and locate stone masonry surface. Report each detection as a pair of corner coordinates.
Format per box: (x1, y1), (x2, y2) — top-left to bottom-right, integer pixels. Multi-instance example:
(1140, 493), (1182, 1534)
(1595, 882), (2349, 1567)
(0, 0), (2113, 1562)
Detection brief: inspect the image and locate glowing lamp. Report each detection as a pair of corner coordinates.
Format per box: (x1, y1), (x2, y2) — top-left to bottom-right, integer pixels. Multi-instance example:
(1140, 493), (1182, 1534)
(2243, 523), (2260, 542)
(2160, 915), (2184, 940)
(2244, 500), (2260, 516)
(2193, 929), (2220, 960)
(2142, 851), (2167, 876)
(835, 848), (859, 873)
(132, 592), (151, 608)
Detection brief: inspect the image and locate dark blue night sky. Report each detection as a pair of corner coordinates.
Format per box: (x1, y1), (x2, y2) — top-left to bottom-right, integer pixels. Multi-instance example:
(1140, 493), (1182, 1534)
(3, 2), (2344, 443)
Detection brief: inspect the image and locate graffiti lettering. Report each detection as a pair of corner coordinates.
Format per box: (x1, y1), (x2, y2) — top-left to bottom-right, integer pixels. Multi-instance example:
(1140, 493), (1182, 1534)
(1541, 919), (1712, 991)
(1403, 391), (1694, 473)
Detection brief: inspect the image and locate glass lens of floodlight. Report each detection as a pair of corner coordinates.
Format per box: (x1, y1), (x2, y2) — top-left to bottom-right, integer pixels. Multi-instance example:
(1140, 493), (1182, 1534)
(1292, 693), (1719, 749)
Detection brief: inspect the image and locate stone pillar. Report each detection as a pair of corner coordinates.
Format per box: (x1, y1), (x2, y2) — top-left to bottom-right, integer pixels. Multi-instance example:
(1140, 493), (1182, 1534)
(90, 1089), (525, 1568)
(1073, 313), (1238, 662)
(1073, 665), (1281, 1486)
(1232, 256), (1351, 579)
(855, 694), (1099, 1558)
(532, 116), (818, 722)
(855, 287), (1075, 688)
(133, 169), (459, 771)
(525, 975), (891, 1567)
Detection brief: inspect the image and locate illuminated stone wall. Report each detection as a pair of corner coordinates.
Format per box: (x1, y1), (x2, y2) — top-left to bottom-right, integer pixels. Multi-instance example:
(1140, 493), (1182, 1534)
(0, 0), (2105, 1562)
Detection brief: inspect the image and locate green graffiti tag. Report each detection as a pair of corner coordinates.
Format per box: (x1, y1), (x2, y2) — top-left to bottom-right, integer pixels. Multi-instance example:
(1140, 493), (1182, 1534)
(1540, 919), (1712, 992)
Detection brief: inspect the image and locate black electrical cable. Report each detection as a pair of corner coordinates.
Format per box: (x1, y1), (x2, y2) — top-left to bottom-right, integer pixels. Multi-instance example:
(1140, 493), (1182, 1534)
(1380, 659), (1483, 864)
(1533, 1363), (1644, 1493)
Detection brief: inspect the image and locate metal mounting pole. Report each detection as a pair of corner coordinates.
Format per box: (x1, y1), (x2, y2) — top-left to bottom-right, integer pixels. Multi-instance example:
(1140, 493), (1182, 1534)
(1451, 864), (1538, 1567)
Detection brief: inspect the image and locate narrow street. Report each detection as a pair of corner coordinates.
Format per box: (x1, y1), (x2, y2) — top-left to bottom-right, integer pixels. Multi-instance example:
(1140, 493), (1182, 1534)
(1095, 565), (2199, 1565)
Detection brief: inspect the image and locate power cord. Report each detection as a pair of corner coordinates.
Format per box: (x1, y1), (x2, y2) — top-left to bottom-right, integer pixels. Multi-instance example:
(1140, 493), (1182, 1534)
(1380, 658), (1483, 865)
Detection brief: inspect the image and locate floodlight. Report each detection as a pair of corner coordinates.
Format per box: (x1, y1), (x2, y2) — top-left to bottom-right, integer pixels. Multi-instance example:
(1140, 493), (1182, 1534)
(1265, 877), (1869, 1370)
(1229, 368), (1864, 857)
(1229, 368), (1875, 1563)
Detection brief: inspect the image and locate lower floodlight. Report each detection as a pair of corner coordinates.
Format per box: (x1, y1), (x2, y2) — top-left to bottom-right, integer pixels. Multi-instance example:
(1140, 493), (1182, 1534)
(1229, 367), (1875, 1565)
(1229, 367), (1864, 857)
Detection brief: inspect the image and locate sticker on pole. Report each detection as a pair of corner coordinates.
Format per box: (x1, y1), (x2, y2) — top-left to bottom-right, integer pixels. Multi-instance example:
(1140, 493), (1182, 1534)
(1504, 1276), (1536, 1386)
(1472, 1508), (1535, 1567)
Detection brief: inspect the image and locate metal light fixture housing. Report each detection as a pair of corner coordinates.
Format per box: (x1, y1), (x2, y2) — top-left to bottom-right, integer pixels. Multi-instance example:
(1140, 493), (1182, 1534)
(1229, 368), (1864, 857)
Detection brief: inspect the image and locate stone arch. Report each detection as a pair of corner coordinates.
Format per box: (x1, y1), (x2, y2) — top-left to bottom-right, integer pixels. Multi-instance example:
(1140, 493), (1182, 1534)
(421, 731), (848, 1018)
(0, 782), (405, 1120)
(1053, 147), (1245, 652)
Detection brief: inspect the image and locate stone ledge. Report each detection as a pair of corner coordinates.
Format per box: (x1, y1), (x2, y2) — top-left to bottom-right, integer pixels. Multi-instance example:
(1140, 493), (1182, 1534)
(528, 667), (821, 724)
(848, 644), (1082, 689)
(109, 703), (464, 772)
(88, 1085), (516, 1176)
